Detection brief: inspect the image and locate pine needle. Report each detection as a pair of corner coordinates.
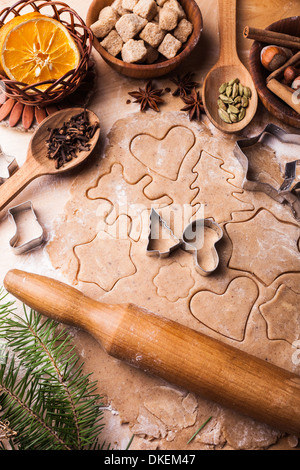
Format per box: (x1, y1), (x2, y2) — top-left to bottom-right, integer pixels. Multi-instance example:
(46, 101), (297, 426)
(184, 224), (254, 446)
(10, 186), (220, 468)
(125, 434), (134, 450)
(0, 291), (106, 450)
(187, 416), (213, 444)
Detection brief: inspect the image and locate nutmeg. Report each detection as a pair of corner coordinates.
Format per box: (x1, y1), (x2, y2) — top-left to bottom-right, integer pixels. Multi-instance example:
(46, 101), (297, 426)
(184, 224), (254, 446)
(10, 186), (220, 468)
(283, 66), (299, 85)
(291, 76), (300, 90)
(260, 45), (293, 72)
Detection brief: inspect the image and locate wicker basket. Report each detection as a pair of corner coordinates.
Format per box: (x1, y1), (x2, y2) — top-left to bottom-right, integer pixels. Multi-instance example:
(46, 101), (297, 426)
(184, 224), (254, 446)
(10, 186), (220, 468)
(0, 0), (93, 107)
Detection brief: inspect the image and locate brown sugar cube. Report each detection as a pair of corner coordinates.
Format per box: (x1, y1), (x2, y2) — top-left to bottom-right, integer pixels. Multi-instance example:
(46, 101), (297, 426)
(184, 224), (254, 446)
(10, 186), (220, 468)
(164, 0), (186, 20)
(112, 0), (129, 15)
(121, 39), (148, 62)
(122, 0), (138, 11)
(159, 6), (178, 31)
(139, 22), (165, 48)
(100, 30), (124, 56)
(115, 13), (147, 42)
(133, 0), (158, 21)
(158, 33), (182, 59)
(156, 0), (168, 6)
(145, 44), (159, 63)
(174, 18), (193, 43)
(90, 6), (119, 38)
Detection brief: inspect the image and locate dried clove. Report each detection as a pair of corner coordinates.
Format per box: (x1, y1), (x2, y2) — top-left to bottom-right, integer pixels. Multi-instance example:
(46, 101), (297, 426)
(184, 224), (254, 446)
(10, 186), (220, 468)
(46, 110), (99, 169)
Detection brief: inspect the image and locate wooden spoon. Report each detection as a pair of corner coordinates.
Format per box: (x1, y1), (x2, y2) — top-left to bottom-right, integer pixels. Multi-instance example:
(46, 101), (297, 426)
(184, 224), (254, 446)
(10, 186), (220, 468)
(202, 0), (258, 133)
(0, 107), (100, 213)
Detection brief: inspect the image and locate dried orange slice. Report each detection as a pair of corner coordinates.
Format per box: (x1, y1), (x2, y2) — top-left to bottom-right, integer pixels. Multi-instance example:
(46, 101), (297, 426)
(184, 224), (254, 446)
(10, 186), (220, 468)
(0, 12), (80, 91)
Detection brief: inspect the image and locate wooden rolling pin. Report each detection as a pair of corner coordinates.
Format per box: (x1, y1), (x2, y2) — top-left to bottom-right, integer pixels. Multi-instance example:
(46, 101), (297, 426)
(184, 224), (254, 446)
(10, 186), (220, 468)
(4, 269), (300, 437)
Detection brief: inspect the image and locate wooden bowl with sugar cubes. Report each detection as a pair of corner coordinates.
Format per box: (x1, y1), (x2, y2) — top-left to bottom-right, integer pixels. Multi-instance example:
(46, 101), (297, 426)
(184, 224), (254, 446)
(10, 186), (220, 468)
(86, 0), (202, 78)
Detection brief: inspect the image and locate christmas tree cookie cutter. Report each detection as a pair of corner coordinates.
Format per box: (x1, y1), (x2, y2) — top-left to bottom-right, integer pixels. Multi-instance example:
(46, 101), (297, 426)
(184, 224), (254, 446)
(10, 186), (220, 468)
(146, 208), (182, 258)
(0, 146), (19, 185)
(234, 123), (300, 222)
(146, 209), (223, 276)
(8, 201), (45, 255)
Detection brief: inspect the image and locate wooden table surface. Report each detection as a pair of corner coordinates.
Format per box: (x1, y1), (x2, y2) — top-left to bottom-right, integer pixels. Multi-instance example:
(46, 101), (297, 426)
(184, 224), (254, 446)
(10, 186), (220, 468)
(0, 0), (299, 450)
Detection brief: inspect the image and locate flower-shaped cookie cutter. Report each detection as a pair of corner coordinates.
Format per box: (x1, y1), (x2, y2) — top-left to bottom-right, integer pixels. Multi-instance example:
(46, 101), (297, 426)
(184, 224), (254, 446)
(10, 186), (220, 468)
(8, 201), (45, 255)
(146, 209), (223, 276)
(234, 123), (300, 222)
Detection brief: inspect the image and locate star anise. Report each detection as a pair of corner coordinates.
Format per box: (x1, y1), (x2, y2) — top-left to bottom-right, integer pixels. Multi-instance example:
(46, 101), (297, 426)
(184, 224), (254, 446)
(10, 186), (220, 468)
(171, 72), (200, 98)
(181, 88), (204, 121)
(128, 80), (164, 112)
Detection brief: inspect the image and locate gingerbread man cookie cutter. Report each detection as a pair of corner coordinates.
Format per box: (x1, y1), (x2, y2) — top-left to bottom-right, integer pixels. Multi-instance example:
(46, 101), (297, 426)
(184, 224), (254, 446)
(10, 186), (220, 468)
(234, 123), (300, 222)
(8, 201), (45, 255)
(0, 148), (45, 254)
(146, 209), (223, 276)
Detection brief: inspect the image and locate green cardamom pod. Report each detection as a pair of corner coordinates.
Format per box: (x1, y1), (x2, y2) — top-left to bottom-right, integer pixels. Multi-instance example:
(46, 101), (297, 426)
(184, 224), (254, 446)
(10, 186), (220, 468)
(241, 96), (249, 108)
(230, 113), (238, 123)
(244, 87), (252, 98)
(218, 99), (227, 111)
(234, 96), (241, 104)
(219, 94), (233, 104)
(238, 108), (246, 121)
(232, 83), (238, 99)
(219, 82), (228, 94)
(218, 108), (232, 124)
(228, 104), (239, 114)
(239, 83), (244, 96)
(226, 85), (233, 97)
(228, 78), (239, 86)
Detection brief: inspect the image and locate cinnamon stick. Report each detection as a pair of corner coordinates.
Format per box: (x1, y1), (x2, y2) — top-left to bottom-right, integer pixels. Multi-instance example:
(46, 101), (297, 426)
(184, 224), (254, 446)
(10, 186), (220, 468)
(267, 78), (300, 114)
(244, 26), (300, 50)
(266, 51), (300, 83)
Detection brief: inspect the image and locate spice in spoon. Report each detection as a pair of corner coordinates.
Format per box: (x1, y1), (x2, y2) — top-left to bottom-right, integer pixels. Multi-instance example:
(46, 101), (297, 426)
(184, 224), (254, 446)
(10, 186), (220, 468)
(46, 110), (99, 169)
(217, 78), (252, 124)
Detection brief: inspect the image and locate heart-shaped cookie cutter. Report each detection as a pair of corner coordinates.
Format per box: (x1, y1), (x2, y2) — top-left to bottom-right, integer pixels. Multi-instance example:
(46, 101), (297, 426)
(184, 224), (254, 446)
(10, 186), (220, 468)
(181, 218), (224, 277)
(146, 209), (223, 276)
(234, 123), (300, 222)
(8, 201), (45, 255)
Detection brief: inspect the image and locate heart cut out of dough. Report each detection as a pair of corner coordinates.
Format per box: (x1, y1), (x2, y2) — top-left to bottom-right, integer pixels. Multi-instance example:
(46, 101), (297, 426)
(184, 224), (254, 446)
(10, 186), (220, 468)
(190, 277), (259, 341)
(130, 126), (195, 181)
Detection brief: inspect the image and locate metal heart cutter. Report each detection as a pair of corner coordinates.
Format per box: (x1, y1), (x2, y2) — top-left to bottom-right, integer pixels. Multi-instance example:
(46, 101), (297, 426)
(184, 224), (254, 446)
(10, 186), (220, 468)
(234, 123), (300, 222)
(146, 209), (223, 276)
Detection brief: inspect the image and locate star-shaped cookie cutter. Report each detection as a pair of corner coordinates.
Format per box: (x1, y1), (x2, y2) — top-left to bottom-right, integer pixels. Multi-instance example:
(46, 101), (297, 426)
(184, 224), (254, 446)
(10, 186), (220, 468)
(234, 123), (300, 222)
(0, 145), (19, 186)
(146, 209), (223, 276)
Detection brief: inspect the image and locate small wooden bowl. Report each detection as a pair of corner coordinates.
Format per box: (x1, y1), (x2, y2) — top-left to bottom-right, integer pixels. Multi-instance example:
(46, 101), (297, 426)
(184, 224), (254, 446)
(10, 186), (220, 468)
(86, 0), (203, 79)
(249, 16), (300, 128)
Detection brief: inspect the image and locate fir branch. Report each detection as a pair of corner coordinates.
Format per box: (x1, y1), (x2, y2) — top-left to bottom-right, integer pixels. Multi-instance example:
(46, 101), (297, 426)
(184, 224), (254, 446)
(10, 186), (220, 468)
(0, 293), (105, 450)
